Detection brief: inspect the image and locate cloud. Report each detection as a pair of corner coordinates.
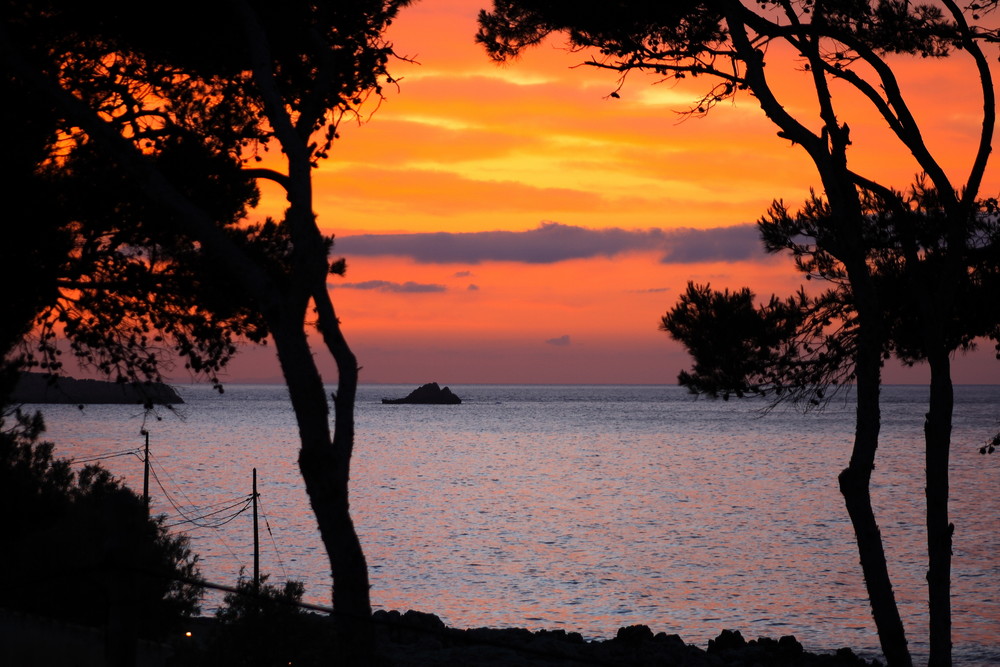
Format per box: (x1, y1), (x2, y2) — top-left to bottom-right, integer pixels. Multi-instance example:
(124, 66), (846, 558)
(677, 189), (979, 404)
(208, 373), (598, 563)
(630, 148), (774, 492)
(467, 284), (480, 291)
(656, 225), (763, 263)
(545, 335), (572, 346)
(337, 222), (763, 265)
(335, 280), (447, 293)
(453, 270), (474, 277)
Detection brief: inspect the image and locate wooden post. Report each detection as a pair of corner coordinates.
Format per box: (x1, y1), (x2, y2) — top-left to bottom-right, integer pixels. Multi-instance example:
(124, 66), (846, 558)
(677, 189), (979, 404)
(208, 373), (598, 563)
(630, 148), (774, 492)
(252, 468), (259, 588)
(142, 430), (150, 513)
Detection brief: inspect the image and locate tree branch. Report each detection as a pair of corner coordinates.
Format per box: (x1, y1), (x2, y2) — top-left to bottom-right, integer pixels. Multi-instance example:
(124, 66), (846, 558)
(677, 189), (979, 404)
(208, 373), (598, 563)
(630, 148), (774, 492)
(725, 4), (823, 155)
(942, 0), (996, 212)
(241, 167), (291, 191)
(0, 24), (285, 321)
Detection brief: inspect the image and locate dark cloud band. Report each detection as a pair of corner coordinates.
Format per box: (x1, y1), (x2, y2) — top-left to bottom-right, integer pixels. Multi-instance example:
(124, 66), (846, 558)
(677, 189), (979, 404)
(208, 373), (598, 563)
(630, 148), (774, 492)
(336, 222), (762, 265)
(335, 280), (447, 293)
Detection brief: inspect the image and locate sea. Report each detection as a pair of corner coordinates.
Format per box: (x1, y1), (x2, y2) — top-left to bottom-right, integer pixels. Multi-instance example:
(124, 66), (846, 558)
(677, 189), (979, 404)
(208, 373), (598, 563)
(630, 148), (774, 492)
(28, 383), (1000, 664)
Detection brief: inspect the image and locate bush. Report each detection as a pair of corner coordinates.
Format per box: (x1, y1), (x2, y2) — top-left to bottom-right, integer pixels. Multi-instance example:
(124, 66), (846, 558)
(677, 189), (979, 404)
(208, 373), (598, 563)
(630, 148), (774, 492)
(0, 407), (202, 639)
(200, 575), (339, 667)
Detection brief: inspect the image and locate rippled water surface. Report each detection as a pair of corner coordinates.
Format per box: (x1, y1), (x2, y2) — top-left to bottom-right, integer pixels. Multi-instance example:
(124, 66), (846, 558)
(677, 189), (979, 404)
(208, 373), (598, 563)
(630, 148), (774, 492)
(33, 384), (1000, 664)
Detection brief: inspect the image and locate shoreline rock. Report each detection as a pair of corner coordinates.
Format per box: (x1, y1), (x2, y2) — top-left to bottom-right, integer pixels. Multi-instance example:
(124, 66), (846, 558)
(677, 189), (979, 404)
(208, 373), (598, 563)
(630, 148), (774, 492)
(370, 611), (883, 666)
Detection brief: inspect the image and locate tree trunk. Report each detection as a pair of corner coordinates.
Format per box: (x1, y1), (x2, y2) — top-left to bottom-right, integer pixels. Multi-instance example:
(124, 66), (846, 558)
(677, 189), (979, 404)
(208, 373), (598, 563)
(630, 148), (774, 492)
(724, 11), (912, 660)
(309, 287), (370, 614)
(269, 317), (372, 663)
(839, 330), (913, 667)
(925, 350), (953, 667)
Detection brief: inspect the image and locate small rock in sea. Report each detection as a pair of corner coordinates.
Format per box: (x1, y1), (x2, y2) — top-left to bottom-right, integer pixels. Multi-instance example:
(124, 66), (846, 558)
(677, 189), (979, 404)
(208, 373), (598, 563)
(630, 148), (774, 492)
(382, 382), (462, 404)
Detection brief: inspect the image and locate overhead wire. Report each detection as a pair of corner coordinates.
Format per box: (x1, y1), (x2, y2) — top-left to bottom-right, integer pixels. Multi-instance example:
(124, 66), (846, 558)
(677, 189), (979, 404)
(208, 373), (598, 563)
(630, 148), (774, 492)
(164, 498), (253, 528)
(68, 433), (285, 610)
(71, 447), (143, 464)
(162, 495), (254, 530)
(67, 441), (251, 571)
(146, 448), (247, 569)
(82, 438), (295, 595)
(147, 458), (201, 522)
(256, 493), (290, 582)
(145, 449), (250, 521)
(145, 449), (206, 517)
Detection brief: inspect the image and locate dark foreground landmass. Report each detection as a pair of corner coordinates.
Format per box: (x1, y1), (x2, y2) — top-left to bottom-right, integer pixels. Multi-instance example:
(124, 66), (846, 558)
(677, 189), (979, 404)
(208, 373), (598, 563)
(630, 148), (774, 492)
(10, 372), (183, 405)
(367, 610), (881, 667)
(2, 606), (883, 666)
(165, 610), (882, 667)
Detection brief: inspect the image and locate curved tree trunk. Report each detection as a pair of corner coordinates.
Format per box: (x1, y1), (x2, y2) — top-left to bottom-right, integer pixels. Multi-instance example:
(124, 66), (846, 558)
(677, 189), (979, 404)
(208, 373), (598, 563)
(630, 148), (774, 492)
(312, 287), (372, 621)
(270, 315), (372, 662)
(839, 322), (912, 667)
(723, 9), (912, 662)
(925, 351), (954, 666)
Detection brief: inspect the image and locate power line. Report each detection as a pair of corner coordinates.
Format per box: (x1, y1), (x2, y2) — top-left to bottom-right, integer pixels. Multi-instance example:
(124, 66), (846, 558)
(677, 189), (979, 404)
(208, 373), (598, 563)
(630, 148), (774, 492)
(145, 450), (204, 516)
(185, 495), (258, 513)
(256, 493), (290, 582)
(145, 449), (246, 569)
(162, 496), (254, 530)
(146, 460), (198, 521)
(148, 463), (252, 529)
(71, 448), (143, 464)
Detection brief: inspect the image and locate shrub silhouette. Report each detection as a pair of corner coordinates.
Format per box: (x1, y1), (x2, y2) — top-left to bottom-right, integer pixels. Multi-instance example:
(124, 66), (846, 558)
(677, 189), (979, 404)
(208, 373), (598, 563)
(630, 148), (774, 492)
(0, 408), (201, 639)
(199, 575), (339, 667)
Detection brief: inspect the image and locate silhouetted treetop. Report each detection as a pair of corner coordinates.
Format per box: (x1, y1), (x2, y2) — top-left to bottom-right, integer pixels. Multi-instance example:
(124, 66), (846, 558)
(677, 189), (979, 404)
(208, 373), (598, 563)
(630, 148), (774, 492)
(2, 1), (409, 390)
(761, 181), (1000, 363)
(479, 1), (728, 63)
(7, 1), (410, 153)
(479, 0), (961, 107)
(663, 281), (857, 405)
(663, 181), (1000, 407)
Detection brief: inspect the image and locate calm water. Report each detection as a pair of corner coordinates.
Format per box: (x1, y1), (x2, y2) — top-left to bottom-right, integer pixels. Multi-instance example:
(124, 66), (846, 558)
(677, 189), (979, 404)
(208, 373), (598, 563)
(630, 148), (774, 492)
(31, 384), (1000, 664)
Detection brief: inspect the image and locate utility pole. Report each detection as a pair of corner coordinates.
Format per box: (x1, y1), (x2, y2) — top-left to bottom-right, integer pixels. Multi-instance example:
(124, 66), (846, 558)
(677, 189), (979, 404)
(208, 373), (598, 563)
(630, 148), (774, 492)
(142, 430), (150, 514)
(252, 467), (259, 589)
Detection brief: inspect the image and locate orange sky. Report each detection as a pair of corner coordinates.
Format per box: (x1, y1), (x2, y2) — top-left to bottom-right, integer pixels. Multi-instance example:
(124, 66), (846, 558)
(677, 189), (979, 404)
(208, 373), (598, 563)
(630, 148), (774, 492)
(229, 0), (1000, 385)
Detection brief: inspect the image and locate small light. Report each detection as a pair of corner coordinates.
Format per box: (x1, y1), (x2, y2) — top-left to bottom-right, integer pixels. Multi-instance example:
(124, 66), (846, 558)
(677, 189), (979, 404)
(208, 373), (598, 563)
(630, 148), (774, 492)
(185, 631), (193, 638)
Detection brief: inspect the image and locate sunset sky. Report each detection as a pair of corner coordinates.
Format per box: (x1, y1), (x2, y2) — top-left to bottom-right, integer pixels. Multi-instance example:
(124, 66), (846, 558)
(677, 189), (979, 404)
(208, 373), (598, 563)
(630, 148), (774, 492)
(230, 0), (999, 385)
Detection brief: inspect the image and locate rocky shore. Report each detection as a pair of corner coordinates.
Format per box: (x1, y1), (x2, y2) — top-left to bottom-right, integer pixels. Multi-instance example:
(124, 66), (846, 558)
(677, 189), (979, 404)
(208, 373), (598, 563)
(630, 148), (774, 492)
(370, 610), (881, 666)
(38, 606), (883, 666)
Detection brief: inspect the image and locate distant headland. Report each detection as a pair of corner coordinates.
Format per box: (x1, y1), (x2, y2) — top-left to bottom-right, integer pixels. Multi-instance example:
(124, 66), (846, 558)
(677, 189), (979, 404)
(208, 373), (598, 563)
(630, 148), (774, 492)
(10, 372), (184, 405)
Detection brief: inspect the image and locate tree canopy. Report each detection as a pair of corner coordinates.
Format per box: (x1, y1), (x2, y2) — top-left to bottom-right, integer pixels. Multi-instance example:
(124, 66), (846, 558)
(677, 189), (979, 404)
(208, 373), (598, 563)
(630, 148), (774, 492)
(478, 1), (995, 220)
(479, 2), (997, 665)
(664, 183), (1000, 405)
(1, 0), (409, 391)
(1, 11), (265, 394)
(3, 1), (413, 645)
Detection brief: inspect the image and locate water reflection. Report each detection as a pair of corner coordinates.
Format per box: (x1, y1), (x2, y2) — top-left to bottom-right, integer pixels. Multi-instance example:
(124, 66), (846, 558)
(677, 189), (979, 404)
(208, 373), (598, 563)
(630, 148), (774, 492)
(33, 383), (1000, 664)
